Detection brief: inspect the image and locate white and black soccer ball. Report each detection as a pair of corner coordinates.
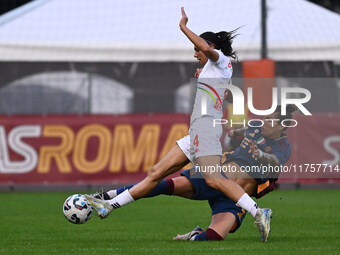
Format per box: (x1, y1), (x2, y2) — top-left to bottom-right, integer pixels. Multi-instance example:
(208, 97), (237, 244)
(63, 194), (93, 224)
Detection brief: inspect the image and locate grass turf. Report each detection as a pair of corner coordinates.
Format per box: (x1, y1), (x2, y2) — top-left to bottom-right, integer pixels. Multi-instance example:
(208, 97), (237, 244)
(0, 189), (339, 255)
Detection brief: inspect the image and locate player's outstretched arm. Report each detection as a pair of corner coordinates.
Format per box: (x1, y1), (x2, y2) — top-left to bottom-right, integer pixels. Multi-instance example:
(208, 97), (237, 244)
(179, 7), (219, 61)
(228, 127), (247, 138)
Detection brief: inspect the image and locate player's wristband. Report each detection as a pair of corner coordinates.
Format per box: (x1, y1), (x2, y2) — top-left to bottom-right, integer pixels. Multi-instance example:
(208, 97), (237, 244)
(258, 149), (264, 159)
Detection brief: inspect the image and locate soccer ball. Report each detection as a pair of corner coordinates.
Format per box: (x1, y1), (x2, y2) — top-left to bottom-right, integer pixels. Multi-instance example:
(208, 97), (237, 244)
(63, 194), (93, 224)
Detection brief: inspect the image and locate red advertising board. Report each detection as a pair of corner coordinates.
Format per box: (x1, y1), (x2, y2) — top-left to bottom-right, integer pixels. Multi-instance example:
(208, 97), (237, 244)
(282, 113), (340, 182)
(0, 113), (339, 186)
(0, 114), (189, 185)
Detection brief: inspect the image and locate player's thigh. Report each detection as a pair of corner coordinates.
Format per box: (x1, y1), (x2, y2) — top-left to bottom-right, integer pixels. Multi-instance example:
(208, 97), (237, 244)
(209, 212), (236, 239)
(148, 145), (189, 180)
(234, 176), (257, 196)
(225, 162), (257, 196)
(171, 176), (195, 199)
(197, 155), (222, 178)
(197, 155), (227, 189)
(190, 116), (223, 161)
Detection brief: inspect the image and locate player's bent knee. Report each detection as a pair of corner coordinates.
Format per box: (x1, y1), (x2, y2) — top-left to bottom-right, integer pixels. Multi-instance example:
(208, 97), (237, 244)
(146, 165), (164, 182)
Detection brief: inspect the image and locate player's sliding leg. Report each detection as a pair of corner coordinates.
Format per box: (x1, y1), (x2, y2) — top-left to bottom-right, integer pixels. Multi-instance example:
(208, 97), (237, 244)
(84, 195), (114, 219)
(91, 179), (178, 200)
(173, 226), (204, 241)
(100, 175), (195, 201)
(197, 156), (272, 242)
(174, 213), (236, 241)
(86, 176), (195, 219)
(85, 180), (176, 219)
(91, 189), (124, 200)
(87, 145), (189, 218)
(93, 179), (176, 201)
(204, 212), (237, 240)
(92, 184), (135, 200)
(93, 176), (195, 202)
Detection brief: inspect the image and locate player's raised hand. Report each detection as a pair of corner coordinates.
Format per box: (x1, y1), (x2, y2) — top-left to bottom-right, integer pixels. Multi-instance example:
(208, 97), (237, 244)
(179, 7), (188, 28)
(250, 140), (259, 157)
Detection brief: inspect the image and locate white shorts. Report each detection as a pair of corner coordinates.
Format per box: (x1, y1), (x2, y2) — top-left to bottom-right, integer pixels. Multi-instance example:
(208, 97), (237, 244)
(176, 135), (191, 161)
(176, 116), (223, 162)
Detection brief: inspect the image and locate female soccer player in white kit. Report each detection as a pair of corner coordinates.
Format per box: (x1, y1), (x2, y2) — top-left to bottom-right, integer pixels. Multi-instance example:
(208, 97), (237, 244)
(86, 7), (271, 242)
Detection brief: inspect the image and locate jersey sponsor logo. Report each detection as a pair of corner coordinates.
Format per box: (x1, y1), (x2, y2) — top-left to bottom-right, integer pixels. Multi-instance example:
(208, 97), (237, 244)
(197, 82), (223, 112)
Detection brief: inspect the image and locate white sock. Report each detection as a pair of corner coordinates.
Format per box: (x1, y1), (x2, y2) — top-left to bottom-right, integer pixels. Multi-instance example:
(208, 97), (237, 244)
(108, 190), (134, 209)
(237, 193), (258, 218)
(107, 190), (117, 199)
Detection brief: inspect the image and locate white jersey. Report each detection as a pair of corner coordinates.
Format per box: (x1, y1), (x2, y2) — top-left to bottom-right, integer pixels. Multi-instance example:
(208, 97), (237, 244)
(190, 50), (233, 124)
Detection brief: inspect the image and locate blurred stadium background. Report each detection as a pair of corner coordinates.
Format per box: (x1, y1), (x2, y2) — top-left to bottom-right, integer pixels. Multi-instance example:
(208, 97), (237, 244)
(0, 0), (340, 191)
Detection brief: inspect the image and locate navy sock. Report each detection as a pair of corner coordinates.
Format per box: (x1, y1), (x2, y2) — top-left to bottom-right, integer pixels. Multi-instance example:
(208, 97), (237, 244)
(145, 179), (174, 197)
(194, 231), (209, 241)
(194, 228), (223, 241)
(116, 184), (134, 195)
(116, 179), (174, 197)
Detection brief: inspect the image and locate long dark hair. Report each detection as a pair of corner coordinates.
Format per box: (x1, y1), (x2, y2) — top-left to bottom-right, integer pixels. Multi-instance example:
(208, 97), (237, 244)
(199, 28), (239, 60)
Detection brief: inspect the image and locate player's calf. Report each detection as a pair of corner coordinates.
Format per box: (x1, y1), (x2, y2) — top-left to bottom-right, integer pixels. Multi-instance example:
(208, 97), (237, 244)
(173, 226), (223, 241)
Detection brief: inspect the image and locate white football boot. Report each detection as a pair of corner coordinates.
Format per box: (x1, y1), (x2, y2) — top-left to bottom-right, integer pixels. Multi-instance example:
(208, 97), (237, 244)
(254, 208), (273, 242)
(84, 194), (113, 219)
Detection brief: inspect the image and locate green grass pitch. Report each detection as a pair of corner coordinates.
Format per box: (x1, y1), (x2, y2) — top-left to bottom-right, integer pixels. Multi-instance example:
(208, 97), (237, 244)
(0, 189), (339, 255)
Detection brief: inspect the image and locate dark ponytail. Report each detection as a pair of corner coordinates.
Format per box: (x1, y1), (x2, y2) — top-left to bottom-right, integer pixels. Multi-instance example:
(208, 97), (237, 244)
(199, 28), (239, 60)
(216, 29), (239, 60)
